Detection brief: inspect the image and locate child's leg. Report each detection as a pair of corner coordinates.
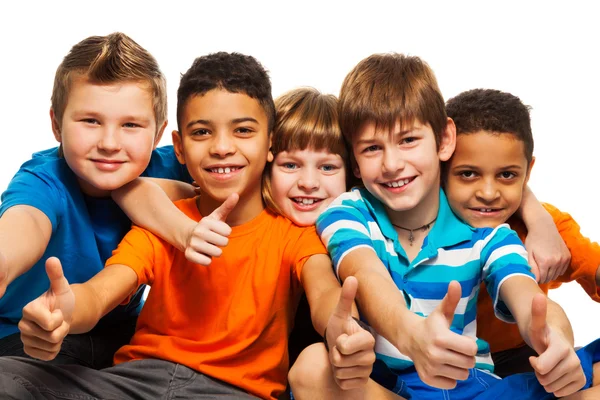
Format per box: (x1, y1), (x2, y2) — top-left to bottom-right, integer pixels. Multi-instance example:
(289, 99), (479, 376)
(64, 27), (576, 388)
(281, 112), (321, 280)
(288, 343), (406, 400)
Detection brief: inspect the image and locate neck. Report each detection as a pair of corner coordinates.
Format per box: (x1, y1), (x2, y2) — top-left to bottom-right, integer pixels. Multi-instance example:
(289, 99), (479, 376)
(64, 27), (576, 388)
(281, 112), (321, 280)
(197, 191), (264, 227)
(386, 184), (440, 230)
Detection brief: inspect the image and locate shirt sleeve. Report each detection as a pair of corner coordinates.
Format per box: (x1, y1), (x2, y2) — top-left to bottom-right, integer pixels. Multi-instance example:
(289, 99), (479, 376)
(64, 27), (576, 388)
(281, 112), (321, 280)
(480, 224), (536, 323)
(105, 225), (166, 303)
(316, 193), (375, 277)
(0, 164), (63, 232)
(544, 203), (600, 301)
(289, 226), (328, 282)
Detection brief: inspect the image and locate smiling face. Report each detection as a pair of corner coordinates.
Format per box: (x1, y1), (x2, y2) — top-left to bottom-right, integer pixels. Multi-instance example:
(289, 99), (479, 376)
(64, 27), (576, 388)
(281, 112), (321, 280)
(352, 119), (455, 226)
(173, 88), (272, 219)
(270, 148), (346, 226)
(53, 77), (162, 197)
(445, 131), (534, 228)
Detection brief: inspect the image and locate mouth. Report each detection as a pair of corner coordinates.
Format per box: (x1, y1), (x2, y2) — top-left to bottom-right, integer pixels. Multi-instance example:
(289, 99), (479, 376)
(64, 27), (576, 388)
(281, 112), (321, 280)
(468, 207), (504, 214)
(205, 166), (244, 174)
(91, 159), (126, 171)
(380, 176), (416, 189)
(290, 197), (325, 211)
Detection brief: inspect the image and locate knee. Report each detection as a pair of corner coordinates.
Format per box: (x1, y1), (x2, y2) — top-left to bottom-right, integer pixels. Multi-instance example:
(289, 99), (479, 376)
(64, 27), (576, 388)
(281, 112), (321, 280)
(289, 343), (331, 395)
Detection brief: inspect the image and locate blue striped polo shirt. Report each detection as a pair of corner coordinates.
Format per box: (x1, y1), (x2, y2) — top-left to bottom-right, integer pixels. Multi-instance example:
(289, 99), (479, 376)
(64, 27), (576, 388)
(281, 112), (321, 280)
(316, 187), (536, 373)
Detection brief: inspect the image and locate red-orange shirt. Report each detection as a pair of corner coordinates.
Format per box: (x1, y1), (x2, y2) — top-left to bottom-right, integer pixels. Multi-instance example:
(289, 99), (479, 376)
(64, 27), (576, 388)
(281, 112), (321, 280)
(477, 203), (600, 353)
(106, 197), (327, 399)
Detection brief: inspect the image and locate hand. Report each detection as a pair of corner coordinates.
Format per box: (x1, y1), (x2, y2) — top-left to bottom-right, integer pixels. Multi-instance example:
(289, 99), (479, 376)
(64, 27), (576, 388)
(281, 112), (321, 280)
(325, 276), (376, 390)
(184, 193), (239, 265)
(18, 257), (75, 360)
(527, 294), (585, 397)
(405, 281), (477, 389)
(0, 251), (7, 299)
(525, 218), (570, 284)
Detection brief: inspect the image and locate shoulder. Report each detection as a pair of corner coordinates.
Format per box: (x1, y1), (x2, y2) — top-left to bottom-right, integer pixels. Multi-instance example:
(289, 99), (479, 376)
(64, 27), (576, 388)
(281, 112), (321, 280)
(143, 145), (191, 182)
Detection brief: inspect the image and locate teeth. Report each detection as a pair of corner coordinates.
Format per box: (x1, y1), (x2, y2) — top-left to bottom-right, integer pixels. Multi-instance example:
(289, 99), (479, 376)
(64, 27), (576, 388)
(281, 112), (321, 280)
(479, 208), (493, 212)
(385, 178), (410, 188)
(210, 167), (237, 174)
(294, 198), (319, 205)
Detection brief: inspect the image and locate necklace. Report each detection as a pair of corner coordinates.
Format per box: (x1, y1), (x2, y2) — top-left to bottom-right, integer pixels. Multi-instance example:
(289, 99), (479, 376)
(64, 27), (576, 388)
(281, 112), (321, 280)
(391, 217), (437, 246)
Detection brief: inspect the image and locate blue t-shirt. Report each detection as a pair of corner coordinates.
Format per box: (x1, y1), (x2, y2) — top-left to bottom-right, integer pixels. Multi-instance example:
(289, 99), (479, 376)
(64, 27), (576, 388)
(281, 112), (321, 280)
(0, 146), (192, 338)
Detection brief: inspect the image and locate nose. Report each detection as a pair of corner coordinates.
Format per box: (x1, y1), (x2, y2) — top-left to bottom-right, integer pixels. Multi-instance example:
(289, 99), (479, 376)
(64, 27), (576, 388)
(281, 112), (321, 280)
(382, 148), (405, 175)
(210, 132), (236, 158)
(297, 167), (319, 192)
(97, 126), (121, 153)
(475, 178), (500, 203)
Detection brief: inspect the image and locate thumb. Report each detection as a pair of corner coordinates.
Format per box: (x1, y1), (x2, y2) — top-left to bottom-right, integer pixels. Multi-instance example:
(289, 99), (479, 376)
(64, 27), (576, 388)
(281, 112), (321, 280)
(528, 253), (541, 283)
(208, 193), (239, 222)
(332, 276), (358, 326)
(45, 257), (70, 298)
(437, 280), (462, 326)
(529, 293), (548, 355)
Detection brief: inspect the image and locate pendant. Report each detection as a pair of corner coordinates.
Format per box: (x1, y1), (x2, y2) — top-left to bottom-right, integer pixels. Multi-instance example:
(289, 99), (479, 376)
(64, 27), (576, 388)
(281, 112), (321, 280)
(408, 230), (414, 246)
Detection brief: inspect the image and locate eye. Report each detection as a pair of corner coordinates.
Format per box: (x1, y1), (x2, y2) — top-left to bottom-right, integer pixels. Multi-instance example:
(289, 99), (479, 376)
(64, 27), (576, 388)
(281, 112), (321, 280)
(458, 170), (477, 179)
(320, 164), (338, 172)
(123, 122), (141, 128)
(499, 171), (517, 179)
(235, 127), (254, 135)
(82, 118), (100, 125)
(191, 128), (210, 136)
(401, 136), (417, 144)
(282, 162), (298, 170)
(363, 145), (380, 153)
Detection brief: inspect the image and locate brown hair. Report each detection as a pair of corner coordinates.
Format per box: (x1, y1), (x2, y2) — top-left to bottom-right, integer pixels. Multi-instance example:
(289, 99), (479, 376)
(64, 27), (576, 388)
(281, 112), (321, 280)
(262, 87), (348, 215)
(51, 32), (167, 133)
(339, 53), (447, 148)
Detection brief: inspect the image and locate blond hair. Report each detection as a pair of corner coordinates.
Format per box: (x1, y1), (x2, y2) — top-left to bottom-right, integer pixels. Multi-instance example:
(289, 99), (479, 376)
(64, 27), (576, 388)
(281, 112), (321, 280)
(51, 32), (167, 133)
(339, 53), (447, 148)
(263, 87), (348, 215)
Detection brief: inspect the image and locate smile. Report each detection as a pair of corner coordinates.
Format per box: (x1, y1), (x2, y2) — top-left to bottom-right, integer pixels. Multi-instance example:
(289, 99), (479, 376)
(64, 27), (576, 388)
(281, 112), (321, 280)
(382, 177), (415, 188)
(207, 166), (242, 174)
(292, 197), (324, 205)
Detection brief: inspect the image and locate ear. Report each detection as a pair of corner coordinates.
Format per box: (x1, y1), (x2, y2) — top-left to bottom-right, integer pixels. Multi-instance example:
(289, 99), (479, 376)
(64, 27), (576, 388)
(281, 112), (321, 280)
(352, 159), (361, 179)
(153, 120), (168, 149)
(171, 130), (186, 165)
(437, 118), (457, 162)
(267, 135), (274, 162)
(524, 155), (535, 185)
(50, 109), (62, 143)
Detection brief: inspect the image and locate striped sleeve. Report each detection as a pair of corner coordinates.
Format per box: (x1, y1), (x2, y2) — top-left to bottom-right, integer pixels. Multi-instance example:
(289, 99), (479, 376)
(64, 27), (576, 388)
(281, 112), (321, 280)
(480, 224), (536, 322)
(316, 192), (374, 276)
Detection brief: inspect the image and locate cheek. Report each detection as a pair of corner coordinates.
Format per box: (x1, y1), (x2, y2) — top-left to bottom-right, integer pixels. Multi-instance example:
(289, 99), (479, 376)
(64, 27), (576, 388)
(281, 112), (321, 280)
(270, 171), (293, 200)
(323, 175), (347, 198)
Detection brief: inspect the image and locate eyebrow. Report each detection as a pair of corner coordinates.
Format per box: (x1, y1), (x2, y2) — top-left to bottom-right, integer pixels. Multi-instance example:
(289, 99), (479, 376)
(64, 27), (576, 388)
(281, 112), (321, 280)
(452, 164), (523, 170)
(186, 117), (259, 129)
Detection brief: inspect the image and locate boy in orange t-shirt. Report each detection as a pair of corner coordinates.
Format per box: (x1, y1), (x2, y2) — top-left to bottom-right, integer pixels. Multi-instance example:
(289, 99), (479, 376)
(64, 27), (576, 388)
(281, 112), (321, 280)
(0, 53), (375, 400)
(444, 88), (600, 384)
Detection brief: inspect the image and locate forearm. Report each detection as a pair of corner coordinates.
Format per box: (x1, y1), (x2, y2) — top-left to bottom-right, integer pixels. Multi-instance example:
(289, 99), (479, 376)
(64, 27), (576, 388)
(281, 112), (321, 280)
(112, 178), (196, 251)
(518, 186), (551, 227)
(69, 283), (105, 334)
(310, 286), (349, 336)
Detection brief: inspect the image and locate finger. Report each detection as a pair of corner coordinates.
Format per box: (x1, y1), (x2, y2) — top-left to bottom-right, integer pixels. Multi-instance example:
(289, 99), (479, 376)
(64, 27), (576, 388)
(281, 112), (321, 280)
(184, 249), (213, 266)
(437, 281), (462, 327)
(192, 227), (230, 247)
(21, 332), (64, 354)
(23, 346), (60, 361)
(332, 276), (358, 322)
(188, 241), (224, 258)
(434, 363), (471, 382)
(552, 373), (586, 398)
(200, 219), (233, 238)
(21, 301), (64, 332)
(540, 363), (583, 395)
(433, 345), (477, 370)
(528, 254), (541, 283)
(418, 372), (458, 390)
(207, 193), (239, 222)
(332, 364), (373, 381)
(535, 346), (575, 383)
(529, 294), (549, 355)
(18, 316), (68, 344)
(334, 376), (370, 391)
(330, 345), (376, 368)
(45, 257), (71, 298)
(336, 329), (375, 355)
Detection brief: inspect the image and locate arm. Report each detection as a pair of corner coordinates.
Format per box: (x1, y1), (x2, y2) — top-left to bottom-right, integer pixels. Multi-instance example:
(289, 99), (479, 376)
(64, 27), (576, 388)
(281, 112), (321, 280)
(0, 205), (52, 297)
(518, 186), (570, 283)
(112, 177), (197, 252)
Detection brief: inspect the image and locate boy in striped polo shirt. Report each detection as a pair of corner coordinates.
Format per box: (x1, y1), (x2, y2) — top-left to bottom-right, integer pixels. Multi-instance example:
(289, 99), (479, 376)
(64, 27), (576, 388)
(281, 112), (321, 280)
(309, 54), (594, 399)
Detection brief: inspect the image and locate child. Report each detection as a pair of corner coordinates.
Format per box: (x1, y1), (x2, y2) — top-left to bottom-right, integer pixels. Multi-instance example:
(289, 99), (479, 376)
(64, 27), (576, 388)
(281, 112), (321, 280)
(302, 53), (597, 399)
(0, 52), (373, 400)
(0, 32), (192, 368)
(443, 88), (600, 384)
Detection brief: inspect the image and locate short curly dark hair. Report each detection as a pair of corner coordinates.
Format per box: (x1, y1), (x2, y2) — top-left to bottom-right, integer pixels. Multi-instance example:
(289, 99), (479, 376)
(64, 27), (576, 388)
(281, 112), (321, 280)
(176, 52), (275, 134)
(446, 88), (533, 165)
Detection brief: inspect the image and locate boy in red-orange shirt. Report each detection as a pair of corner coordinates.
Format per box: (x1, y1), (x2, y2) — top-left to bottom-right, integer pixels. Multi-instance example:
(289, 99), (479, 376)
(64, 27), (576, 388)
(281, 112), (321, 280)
(444, 88), (600, 391)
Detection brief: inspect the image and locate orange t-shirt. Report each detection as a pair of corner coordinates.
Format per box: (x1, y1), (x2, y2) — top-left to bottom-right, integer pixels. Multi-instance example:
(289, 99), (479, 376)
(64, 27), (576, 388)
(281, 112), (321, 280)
(106, 197), (327, 400)
(477, 203), (600, 353)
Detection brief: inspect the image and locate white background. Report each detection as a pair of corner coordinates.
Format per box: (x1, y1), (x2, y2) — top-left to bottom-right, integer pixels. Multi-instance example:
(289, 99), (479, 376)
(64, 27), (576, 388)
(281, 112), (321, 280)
(0, 1), (598, 345)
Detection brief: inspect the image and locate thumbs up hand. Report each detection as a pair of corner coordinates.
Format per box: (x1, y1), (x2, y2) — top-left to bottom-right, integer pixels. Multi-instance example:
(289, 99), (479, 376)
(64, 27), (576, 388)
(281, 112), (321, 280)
(325, 276), (376, 390)
(527, 294), (585, 397)
(184, 193), (239, 265)
(405, 281), (478, 389)
(18, 257), (74, 361)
